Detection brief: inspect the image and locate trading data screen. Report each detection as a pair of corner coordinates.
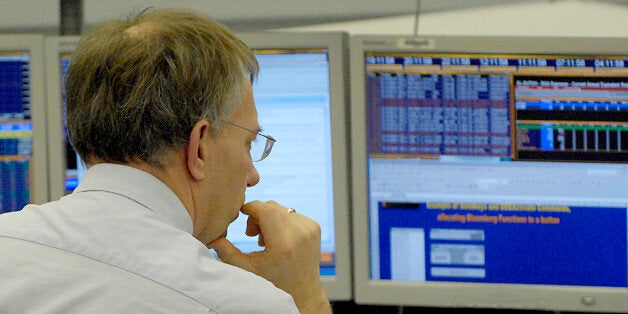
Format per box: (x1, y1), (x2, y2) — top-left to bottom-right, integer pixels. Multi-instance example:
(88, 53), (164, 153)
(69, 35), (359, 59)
(363, 52), (627, 287)
(0, 51), (32, 213)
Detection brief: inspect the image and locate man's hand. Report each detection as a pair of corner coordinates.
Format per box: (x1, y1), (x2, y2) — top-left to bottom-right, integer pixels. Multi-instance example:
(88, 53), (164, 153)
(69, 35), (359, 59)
(208, 200), (331, 314)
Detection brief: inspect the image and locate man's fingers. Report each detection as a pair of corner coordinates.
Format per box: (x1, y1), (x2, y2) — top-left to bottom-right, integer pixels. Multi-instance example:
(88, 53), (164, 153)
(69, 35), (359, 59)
(241, 201), (293, 240)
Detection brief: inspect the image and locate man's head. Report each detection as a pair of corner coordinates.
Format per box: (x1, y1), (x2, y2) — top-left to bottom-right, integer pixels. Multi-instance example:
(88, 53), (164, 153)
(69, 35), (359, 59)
(65, 8), (263, 244)
(65, 8), (259, 167)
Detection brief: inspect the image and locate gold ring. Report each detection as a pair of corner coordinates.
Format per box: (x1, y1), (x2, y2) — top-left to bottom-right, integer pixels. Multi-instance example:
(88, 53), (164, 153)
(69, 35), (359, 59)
(287, 208), (296, 214)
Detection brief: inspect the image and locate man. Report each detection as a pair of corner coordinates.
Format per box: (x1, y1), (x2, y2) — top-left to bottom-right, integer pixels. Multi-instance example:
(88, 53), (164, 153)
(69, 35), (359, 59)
(0, 8), (331, 314)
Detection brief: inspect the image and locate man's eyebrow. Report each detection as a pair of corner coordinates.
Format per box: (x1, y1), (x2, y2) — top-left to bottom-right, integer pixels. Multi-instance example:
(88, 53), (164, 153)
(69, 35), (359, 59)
(246, 126), (262, 140)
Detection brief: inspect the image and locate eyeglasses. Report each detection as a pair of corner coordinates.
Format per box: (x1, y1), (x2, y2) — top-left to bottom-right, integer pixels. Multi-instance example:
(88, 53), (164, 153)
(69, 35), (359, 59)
(223, 121), (276, 162)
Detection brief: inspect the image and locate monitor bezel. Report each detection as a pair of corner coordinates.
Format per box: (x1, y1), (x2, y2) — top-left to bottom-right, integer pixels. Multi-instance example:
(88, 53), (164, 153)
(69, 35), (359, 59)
(349, 34), (628, 312)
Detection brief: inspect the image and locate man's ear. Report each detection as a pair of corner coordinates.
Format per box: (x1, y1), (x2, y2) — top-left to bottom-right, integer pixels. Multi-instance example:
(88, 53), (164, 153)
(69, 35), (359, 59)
(187, 119), (211, 181)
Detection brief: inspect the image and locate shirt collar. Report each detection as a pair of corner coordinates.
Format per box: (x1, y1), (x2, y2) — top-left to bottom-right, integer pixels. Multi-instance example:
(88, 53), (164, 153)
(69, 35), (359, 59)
(74, 163), (194, 235)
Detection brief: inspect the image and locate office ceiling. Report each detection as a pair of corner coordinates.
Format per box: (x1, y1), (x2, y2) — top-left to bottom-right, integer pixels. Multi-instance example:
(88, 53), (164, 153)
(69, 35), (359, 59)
(82, 0), (628, 31)
(214, 0), (533, 30)
(1, 0), (627, 34)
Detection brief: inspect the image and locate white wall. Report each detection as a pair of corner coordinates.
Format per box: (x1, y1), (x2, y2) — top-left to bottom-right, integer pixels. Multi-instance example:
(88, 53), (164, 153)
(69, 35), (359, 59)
(275, 0), (628, 37)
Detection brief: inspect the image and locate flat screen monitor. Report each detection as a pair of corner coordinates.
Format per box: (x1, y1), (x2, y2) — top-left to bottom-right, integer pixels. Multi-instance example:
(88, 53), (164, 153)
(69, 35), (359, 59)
(0, 34), (47, 214)
(232, 32), (352, 301)
(46, 32), (353, 301)
(350, 34), (628, 312)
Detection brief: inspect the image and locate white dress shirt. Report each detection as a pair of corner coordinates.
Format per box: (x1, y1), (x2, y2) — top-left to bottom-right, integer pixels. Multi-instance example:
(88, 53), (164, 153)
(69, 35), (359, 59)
(0, 163), (298, 313)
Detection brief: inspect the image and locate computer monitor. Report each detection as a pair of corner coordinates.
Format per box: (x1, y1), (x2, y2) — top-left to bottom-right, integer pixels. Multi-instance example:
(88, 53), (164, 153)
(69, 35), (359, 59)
(45, 32), (353, 301)
(44, 36), (81, 200)
(350, 34), (627, 312)
(232, 32), (352, 301)
(0, 34), (47, 214)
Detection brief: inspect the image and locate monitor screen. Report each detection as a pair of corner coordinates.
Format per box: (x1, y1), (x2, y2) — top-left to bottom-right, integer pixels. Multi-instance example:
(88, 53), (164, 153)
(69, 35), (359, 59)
(350, 34), (628, 312)
(46, 33), (353, 301)
(0, 34), (47, 214)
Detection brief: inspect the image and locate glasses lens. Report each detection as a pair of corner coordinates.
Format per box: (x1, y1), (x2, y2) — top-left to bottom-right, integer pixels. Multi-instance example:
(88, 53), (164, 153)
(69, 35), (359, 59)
(250, 134), (274, 162)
